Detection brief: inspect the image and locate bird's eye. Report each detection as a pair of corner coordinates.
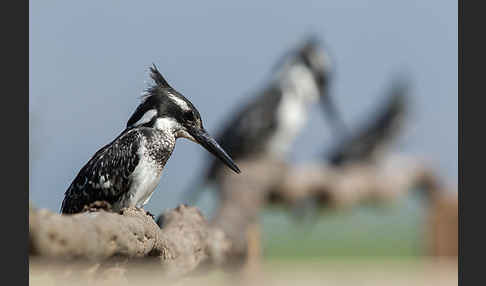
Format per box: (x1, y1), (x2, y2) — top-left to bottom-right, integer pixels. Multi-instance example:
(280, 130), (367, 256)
(183, 111), (195, 122)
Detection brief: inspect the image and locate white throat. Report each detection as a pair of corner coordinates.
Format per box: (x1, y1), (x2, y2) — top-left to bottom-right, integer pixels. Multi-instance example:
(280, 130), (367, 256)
(154, 117), (179, 134)
(280, 64), (320, 103)
(267, 65), (320, 157)
(154, 117), (196, 142)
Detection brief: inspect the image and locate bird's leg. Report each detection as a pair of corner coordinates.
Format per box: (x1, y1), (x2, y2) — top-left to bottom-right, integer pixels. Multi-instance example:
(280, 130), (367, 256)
(82, 201), (113, 213)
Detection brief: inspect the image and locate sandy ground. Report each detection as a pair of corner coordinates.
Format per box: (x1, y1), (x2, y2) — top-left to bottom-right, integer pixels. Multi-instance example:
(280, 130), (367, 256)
(30, 257), (457, 286)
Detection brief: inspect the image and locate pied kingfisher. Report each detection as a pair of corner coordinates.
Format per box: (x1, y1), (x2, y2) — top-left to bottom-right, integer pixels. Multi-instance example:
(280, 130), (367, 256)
(61, 65), (240, 214)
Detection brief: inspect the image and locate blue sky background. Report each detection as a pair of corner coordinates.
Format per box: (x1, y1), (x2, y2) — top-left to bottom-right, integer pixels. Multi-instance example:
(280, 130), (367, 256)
(30, 0), (457, 213)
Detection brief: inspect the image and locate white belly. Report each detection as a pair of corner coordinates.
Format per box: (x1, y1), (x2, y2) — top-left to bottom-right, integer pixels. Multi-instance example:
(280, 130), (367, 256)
(268, 64), (320, 157)
(267, 92), (309, 157)
(123, 156), (163, 209)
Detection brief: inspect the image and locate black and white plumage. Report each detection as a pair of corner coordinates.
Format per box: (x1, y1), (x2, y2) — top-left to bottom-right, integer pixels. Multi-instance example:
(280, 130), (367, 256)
(289, 77), (411, 223)
(195, 37), (344, 191)
(325, 77), (410, 166)
(61, 65), (240, 214)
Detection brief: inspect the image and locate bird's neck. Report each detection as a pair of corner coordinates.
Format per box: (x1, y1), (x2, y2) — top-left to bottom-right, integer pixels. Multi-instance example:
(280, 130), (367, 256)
(279, 64), (320, 104)
(153, 117), (181, 139)
(143, 127), (176, 167)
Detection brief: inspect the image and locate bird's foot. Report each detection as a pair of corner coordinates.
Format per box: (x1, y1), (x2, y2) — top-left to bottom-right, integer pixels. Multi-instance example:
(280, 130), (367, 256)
(82, 200), (113, 213)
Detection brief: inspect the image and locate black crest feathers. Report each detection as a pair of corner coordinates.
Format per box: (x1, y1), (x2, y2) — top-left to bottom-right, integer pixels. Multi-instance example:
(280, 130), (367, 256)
(300, 35), (321, 54)
(150, 64), (172, 89)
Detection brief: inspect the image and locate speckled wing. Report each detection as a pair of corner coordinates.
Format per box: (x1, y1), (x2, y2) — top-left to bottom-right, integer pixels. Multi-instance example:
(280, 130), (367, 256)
(60, 129), (143, 214)
(205, 85), (283, 181)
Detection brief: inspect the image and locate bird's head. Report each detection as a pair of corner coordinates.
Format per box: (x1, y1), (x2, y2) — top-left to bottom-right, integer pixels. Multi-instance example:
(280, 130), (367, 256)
(275, 36), (333, 97)
(276, 36), (346, 136)
(126, 64), (241, 174)
(295, 36), (333, 95)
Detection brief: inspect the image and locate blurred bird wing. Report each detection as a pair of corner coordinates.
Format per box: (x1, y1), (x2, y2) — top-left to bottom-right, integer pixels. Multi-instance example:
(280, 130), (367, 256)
(205, 86), (283, 180)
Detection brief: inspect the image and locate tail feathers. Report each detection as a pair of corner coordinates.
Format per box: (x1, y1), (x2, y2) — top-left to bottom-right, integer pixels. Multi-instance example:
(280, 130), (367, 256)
(326, 77), (411, 166)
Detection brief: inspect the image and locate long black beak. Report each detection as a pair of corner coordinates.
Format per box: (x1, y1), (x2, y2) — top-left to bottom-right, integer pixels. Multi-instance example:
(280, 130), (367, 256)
(189, 127), (241, 174)
(321, 94), (348, 138)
